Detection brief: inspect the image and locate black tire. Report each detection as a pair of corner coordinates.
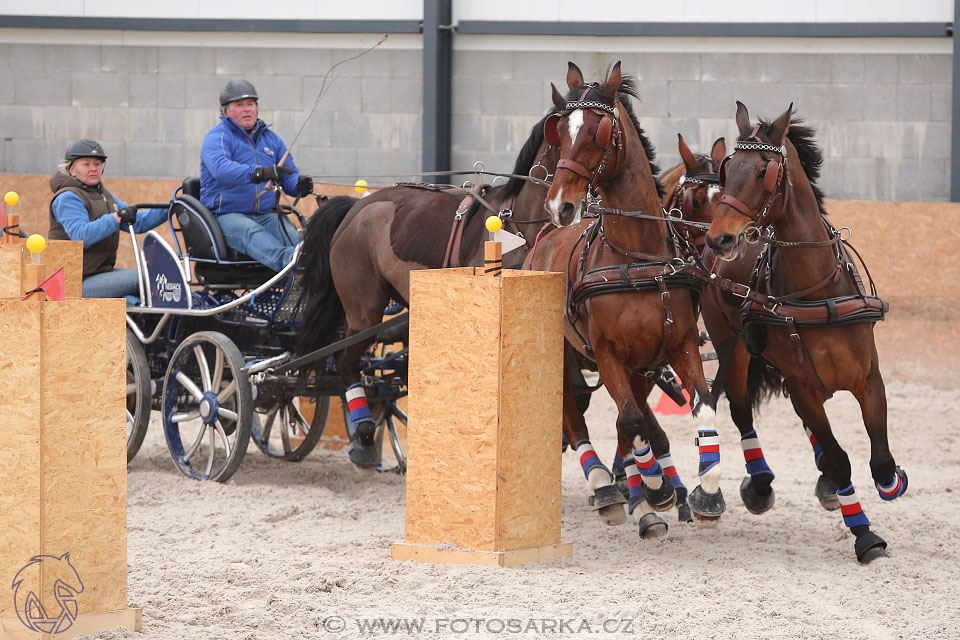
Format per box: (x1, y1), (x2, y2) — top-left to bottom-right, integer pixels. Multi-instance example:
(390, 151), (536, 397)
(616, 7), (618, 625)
(251, 395), (330, 461)
(126, 329), (152, 463)
(161, 331), (252, 482)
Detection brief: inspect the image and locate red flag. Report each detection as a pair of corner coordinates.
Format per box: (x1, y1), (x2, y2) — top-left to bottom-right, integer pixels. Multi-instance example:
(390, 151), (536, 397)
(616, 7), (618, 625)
(21, 267), (66, 301)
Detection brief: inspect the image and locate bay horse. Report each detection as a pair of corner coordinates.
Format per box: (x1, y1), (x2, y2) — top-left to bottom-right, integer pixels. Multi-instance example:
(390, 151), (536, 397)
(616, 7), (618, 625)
(660, 134), (725, 250)
(702, 101), (903, 562)
(297, 116), (559, 469)
(530, 61), (725, 535)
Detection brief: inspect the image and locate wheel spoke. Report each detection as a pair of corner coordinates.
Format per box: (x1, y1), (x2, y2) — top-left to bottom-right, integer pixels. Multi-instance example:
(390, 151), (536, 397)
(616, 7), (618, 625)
(126, 409), (135, 425)
(286, 399), (309, 435)
(260, 405), (279, 442)
(175, 371), (204, 401)
(216, 379), (237, 404)
(126, 382), (138, 396)
(279, 405), (292, 454)
(172, 410), (201, 423)
(211, 348), (224, 392)
(205, 427), (215, 477)
(218, 408), (239, 423)
(183, 423), (207, 463)
(193, 345), (213, 392)
(214, 420), (232, 461)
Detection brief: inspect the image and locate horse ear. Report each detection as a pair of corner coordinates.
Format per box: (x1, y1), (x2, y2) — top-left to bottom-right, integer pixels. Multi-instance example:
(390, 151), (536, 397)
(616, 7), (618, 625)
(678, 133), (697, 171)
(710, 137), (727, 165)
(566, 61), (584, 89)
(768, 102), (793, 145)
(604, 61), (622, 94)
(735, 101), (751, 134)
(550, 83), (566, 109)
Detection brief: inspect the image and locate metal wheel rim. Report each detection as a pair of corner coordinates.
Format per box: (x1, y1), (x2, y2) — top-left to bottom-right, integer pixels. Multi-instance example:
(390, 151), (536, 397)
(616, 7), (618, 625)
(252, 396), (313, 458)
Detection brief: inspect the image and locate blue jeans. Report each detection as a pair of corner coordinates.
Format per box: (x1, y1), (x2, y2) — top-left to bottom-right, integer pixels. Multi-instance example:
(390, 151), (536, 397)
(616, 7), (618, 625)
(82, 268), (141, 302)
(217, 212), (299, 272)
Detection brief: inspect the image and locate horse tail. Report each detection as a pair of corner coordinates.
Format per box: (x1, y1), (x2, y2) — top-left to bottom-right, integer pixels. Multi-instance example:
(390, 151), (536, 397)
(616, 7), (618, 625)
(746, 355), (787, 407)
(297, 196), (357, 357)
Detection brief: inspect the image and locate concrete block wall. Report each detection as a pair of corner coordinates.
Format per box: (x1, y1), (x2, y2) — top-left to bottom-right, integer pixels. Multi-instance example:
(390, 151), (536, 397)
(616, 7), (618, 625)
(452, 50), (953, 202)
(0, 41), (951, 202)
(0, 42), (423, 187)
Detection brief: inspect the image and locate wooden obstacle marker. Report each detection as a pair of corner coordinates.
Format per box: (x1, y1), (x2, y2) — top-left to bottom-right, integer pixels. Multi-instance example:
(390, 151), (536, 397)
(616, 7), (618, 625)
(393, 247), (570, 567)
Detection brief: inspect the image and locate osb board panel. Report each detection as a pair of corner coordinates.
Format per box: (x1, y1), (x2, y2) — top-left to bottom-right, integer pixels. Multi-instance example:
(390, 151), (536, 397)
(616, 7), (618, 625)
(0, 301), (43, 618)
(19, 241), (83, 299)
(497, 272), (564, 550)
(0, 247), (22, 299)
(42, 299), (128, 614)
(0, 607), (140, 640)
(0, 174), (363, 270)
(391, 542), (572, 567)
(406, 269), (501, 551)
(824, 199), (960, 311)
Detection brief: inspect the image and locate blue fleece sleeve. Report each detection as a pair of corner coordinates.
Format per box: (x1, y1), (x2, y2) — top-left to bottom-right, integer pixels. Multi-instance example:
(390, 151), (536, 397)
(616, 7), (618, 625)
(130, 207), (169, 233)
(51, 191), (119, 247)
(201, 128), (256, 184)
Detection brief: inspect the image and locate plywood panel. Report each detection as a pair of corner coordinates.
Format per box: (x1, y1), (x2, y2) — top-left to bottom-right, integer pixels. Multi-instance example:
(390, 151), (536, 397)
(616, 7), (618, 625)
(406, 269), (501, 551)
(0, 247), (22, 298)
(41, 299), (127, 614)
(0, 300), (42, 619)
(19, 240), (83, 299)
(497, 271), (564, 550)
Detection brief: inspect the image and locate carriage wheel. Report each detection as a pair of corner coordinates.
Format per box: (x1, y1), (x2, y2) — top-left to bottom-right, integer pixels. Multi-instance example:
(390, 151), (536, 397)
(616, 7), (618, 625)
(161, 331), (252, 482)
(251, 395), (330, 461)
(126, 329), (152, 463)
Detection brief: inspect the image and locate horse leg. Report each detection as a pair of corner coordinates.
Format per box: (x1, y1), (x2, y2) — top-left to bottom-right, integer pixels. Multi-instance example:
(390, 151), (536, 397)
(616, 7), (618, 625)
(639, 402), (694, 522)
(855, 361), (907, 501)
(668, 340), (724, 522)
(724, 342), (777, 515)
(788, 380), (888, 563)
(563, 345), (627, 526)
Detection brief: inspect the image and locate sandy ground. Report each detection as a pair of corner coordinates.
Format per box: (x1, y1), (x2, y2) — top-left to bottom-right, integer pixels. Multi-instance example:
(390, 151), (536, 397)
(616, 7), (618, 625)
(86, 377), (960, 640)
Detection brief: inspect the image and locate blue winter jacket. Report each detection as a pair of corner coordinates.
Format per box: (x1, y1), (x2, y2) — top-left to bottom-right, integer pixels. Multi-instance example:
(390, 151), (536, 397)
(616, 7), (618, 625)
(200, 115), (301, 215)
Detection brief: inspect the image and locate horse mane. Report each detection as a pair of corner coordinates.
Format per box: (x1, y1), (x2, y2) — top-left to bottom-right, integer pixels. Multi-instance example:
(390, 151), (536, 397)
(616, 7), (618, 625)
(479, 115), (549, 209)
(751, 116), (826, 215)
(564, 74), (665, 198)
(660, 153), (715, 199)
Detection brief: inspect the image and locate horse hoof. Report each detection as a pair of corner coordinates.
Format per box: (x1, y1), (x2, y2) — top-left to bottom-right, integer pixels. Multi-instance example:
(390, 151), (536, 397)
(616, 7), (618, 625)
(815, 474), (841, 511)
(855, 531), (888, 564)
(637, 513), (668, 539)
(688, 485), (726, 521)
(677, 500), (693, 523)
(739, 476), (775, 515)
(348, 441), (380, 470)
(598, 503), (627, 526)
(592, 485), (627, 525)
(641, 476), (677, 512)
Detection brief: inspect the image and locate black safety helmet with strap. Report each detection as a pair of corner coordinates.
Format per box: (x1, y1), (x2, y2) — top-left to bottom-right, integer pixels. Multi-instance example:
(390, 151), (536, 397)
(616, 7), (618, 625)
(64, 139), (108, 163)
(219, 79), (259, 106)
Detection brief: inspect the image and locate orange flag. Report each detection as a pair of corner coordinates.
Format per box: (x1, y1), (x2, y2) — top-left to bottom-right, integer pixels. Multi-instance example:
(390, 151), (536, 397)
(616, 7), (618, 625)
(21, 267), (66, 301)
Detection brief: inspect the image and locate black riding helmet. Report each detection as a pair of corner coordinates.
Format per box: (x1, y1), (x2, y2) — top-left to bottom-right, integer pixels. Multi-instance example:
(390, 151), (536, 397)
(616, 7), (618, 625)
(64, 139), (107, 163)
(219, 79), (259, 106)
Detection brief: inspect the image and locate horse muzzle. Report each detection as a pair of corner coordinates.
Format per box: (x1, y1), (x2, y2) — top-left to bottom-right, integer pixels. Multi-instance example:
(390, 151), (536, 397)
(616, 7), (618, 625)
(544, 198), (583, 228)
(705, 231), (747, 261)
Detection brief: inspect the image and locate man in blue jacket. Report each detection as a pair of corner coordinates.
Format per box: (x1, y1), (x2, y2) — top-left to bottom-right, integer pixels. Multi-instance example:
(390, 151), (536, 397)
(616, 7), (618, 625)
(200, 79), (313, 271)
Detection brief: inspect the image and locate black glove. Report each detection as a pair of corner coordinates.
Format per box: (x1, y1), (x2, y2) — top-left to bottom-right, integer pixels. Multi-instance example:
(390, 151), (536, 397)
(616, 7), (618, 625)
(296, 175), (314, 197)
(252, 164), (294, 183)
(118, 206), (138, 225)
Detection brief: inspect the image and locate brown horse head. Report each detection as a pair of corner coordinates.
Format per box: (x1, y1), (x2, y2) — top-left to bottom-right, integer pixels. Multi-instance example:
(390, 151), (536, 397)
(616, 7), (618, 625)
(664, 134), (726, 245)
(542, 61), (626, 226)
(707, 101), (792, 260)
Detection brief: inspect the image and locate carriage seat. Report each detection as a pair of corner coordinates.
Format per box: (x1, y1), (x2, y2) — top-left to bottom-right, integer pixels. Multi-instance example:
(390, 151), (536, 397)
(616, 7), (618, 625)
(174, 178), (277, 286)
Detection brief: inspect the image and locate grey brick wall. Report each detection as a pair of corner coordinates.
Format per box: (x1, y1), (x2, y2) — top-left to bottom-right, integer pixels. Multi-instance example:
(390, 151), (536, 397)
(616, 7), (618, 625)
(0, 43), (423, 186)
(454, 50), (953, 202)
(0, 42), (951, 201)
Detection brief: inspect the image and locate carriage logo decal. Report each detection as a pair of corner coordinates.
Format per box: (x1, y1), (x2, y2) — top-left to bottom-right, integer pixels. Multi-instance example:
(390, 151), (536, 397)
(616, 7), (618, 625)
(11, 552), (85, 634)
(154, 272), (183, 303)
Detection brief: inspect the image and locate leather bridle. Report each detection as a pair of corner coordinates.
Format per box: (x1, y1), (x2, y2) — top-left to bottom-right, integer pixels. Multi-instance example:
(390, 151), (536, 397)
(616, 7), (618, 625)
(717, 125), (789, 230)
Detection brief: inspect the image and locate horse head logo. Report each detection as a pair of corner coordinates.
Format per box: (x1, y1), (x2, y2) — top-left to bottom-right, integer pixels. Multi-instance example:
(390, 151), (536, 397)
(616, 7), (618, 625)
(12, 552), (84, 634)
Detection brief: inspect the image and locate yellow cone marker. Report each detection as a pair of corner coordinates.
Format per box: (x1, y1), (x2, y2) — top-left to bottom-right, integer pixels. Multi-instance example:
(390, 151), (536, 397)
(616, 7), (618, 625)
(354, 179), (369, 195)
(485, 216), (503, 233)
(26, 234), (45, 265)
(4, 191), (19, 206)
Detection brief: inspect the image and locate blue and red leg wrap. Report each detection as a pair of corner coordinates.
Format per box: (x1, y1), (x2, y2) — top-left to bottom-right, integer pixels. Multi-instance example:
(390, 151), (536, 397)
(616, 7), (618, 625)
(804, 426), (825, 470)
(740, 430), (774, 479)
(658, 453), (687, 493)
(876, 471), (906, 501)
(838, 483), (871, 529)
(575, 440), (610, 480)
(696, 429), (720, 476)
(345, 382), (374, 437)
(633, 444), (664, 480)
